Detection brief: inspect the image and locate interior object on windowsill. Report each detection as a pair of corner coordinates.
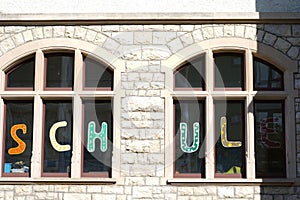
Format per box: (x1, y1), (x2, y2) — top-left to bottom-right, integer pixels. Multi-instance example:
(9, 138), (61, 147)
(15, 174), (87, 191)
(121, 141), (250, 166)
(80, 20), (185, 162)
(4, 163), (12, 173)
(11, 161), (29, 173)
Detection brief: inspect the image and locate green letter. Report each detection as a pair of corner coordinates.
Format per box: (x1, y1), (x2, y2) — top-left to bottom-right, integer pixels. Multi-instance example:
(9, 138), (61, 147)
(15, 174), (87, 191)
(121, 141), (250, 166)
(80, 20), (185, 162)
(87, 121), (108, 152)
(180, 122), (200, 153)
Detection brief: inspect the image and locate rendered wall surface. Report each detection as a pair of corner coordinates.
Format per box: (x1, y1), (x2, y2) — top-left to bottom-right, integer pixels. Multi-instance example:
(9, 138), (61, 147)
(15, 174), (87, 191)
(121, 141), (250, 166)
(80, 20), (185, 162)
(0, 0), (300, 13)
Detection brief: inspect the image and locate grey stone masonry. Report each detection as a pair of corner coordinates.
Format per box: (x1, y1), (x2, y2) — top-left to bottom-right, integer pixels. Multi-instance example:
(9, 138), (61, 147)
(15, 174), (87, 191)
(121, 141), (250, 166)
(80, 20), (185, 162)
(0, 23), (300, 199)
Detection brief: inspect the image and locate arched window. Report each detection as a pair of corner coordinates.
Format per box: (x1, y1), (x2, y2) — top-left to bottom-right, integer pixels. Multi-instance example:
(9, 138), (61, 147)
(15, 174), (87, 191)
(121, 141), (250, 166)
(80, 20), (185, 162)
(172, 50), (290, 180)
(1, 50), (114, 179)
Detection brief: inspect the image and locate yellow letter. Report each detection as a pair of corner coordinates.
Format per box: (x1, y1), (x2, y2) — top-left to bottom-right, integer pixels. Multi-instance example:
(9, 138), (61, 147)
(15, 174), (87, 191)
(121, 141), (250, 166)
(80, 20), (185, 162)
(220, 116), (242, 148)
(49, 121), (71, 152)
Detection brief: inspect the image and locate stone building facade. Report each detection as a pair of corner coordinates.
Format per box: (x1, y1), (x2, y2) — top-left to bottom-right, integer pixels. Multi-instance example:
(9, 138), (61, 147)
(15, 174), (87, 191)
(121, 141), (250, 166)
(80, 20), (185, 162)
(0, 1), (300, 200)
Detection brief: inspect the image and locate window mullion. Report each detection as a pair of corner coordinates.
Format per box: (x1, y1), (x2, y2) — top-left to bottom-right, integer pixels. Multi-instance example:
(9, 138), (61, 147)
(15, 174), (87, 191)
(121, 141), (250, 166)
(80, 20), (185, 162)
(35, 50), (44, 92)
(245, 49), (253, 92)
(246, 95), (255, 179)
(31, 95), (43, 178)
(71, 95), (82, 178)
(74, 49), (83, 92)
(205, 94), (214, 179)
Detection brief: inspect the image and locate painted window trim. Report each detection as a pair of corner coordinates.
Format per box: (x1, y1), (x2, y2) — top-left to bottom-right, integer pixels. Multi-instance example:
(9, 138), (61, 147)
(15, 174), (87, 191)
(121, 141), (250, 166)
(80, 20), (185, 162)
(164, 40), (297, 182)
(0, 43), (121, 182)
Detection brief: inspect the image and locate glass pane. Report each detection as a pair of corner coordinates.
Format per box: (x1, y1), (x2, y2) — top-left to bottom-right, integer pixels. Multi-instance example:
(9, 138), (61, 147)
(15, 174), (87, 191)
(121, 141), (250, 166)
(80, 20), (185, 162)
(174, 100), (205, 176)
(4, 101), (33, 175)
(45, 53), (74, 88)
(175, 55), (205, 89)
(83, 100), (112, 176)
(214, 53), (244, 88)
(7, 57), (35, 88)
(84, 58), (113, 89)
(254, 102), (285, 178)
(43, 101), (73, 174)
(254, 58), (283, 90)
(215, 101), (244, 176)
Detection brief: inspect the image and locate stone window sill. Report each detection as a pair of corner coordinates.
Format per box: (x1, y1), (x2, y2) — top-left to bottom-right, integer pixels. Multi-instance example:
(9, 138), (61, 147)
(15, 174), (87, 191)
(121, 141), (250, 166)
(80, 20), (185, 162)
(0, 178), (116, 184)
(167, 178), (296, 186)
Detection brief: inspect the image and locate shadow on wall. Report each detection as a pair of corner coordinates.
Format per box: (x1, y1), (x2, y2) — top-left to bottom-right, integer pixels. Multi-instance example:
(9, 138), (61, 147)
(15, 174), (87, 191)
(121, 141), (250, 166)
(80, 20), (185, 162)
(255, 0), (300, 199)
(256, 0), (300, 12)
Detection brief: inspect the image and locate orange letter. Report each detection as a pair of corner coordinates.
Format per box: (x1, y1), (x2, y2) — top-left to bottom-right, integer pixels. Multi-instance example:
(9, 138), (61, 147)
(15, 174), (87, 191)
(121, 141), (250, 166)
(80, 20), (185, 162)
(8, 124), (27, 155)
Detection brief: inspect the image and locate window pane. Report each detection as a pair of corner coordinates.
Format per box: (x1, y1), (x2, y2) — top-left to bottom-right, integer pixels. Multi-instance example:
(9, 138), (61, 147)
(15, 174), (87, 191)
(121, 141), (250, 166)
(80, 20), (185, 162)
(4, 101), (33, 175)
(83, 100), (112, 176)
(84, 58), (113, 89)
(45, 53), (74, 88)
(43, 101), (73, 175)
(214, 53), (244, 88)
(254, 58), (283, 90)
(7, 57), (35, 88)
(254, 101), (285, 178)
(175, 55), (205, 89)
(174, 100), (205, 176)
(215, 101), (244, 176)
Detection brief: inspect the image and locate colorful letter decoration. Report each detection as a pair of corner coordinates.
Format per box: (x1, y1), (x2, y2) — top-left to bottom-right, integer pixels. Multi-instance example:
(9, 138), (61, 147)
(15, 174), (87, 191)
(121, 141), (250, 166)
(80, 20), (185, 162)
(87, 121), (108, 152)
(8, 124), (27, 155)
(220, 116), (242, 148)
(49, 121), (71, 152)
(260, 117), (281, 148)
(180, 122), (200, 153)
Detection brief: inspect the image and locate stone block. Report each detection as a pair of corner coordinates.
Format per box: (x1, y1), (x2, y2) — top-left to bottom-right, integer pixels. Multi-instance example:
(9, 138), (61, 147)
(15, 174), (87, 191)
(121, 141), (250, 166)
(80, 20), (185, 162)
(22, 30), (34, 42)
(235, 186), (254, 198)
(112, 32), (134, 45)
(130, 164), (156, 176)
(12, 33), (25, 46)
(101, 186), (124, 194)
(102, 25), (120, 32)
(180, 33), (194, 46)
(263, 33), (277, 46)
(103, 38), (120, 52)
(265, 24), (292, 37)
(85, 30), (97, 42)
(121, 153), (137, 164)
(125, 177), (145, 186)
(202, 26), (214, 39)
(64, 194), (91, 200)
(92, 194), (115, 200)
(32, 27), (44, 39)
(43, 26), (53, 38)
(178, 187), (194, 196)
(120, 25), (143, 31)
(245, 26), (257, 40)
(4, 26), (26, 33)
(153, 32), (177, 44)
(256, 30), (265, 42)
(292, 25), (300, 37)
(94, 33), (107, 46)
(287, 46), (299, 59)
(274, 38), (292, 53)
(164, 25), (181, 31)
(0, 38), (15, 52)
(180, 25), (195, 32)
(144, 25), (164, 31)
(217, 186), (234, 198)
(69, 185), (86, 193)
(132, 186), (153, 198)
(134, 32), (152, 44)
(167, 38), (184, 53)
(15, 185), (33, 195)
(65, 26), (75, 38)
(235, 25), (245, 38)
(192, 29), (204, 42)
(55, 185), (69, 192)
(224, 24), (235, 37)
(53, 26), (65, 38)
(142, 45), (171, 60)
(214, 26), (224, 38)
(126, 61), (149, 72)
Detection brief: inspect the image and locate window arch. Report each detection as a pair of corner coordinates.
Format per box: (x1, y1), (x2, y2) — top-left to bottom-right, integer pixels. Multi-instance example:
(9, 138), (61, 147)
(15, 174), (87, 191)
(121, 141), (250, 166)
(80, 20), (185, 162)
(165, 39), (297, 182)
(0, 39), (123, 181)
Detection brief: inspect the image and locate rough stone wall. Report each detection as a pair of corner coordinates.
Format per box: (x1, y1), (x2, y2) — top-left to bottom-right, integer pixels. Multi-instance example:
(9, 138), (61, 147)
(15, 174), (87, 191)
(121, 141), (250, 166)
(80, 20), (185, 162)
(0, 24), (300, 199)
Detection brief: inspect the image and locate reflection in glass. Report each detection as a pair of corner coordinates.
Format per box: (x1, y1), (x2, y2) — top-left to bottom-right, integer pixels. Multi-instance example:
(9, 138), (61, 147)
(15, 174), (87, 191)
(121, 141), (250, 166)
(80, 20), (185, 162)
(254, 58), (283, 90)
(4, 101), (33, 175)
(84, 58), (113, 89)
(215, 101), (244, 176)
(254, 101), (285, 178)
(7, 57), (35, 88)
(45, 53), (74, 88)
(83, 101), (112, 176)
(174, 100), (205, 176)
(214, 53), (244, 89)
(43, 101), (73, 175)
(175, 55), (205, 89)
